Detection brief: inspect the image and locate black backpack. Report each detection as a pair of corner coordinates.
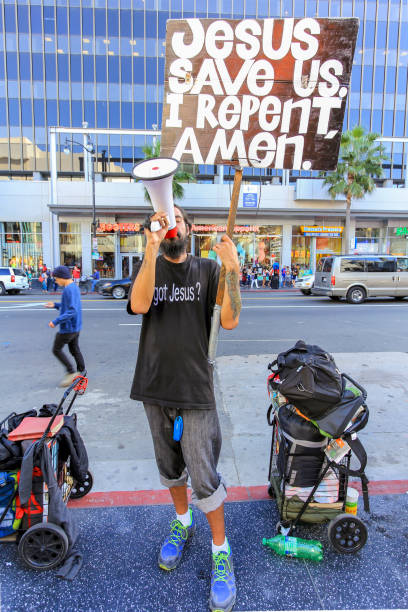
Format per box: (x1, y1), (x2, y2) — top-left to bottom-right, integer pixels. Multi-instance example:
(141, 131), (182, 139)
(268, 340), (343, 419)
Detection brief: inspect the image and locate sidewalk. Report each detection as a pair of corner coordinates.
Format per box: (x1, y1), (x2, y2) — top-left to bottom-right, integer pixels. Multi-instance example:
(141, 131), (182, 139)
(0, 493), (406, 611)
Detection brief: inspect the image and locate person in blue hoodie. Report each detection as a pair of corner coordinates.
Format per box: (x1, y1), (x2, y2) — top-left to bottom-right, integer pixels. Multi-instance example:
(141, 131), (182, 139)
(44, 265), (85, 387)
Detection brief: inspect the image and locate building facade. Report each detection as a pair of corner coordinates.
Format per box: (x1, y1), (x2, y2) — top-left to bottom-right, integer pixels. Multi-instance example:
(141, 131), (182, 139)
(0, 0), (407, 277)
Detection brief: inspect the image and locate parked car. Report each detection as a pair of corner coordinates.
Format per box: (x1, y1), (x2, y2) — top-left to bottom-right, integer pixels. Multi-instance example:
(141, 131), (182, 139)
(294, 274), (315, 295)
(0, 267), (29, 295)
(98, 277), (131, 299)
(312, 255), (408, 303)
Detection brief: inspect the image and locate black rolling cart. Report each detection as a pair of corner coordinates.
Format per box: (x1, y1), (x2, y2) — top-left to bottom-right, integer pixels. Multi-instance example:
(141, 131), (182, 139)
(0, 374), (93, 571)
(266, 372), (370, 554)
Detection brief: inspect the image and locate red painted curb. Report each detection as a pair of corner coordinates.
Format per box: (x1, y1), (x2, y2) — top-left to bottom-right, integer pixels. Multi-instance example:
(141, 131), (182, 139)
(68, 480), (408, 509)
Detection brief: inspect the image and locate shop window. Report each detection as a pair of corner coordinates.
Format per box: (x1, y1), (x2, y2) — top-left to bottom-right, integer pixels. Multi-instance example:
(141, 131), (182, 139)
(1, 222), (43, 272)
(194, 234), (217, 260)
(59, 223), (82, 269)
(94, 234), (115, 278)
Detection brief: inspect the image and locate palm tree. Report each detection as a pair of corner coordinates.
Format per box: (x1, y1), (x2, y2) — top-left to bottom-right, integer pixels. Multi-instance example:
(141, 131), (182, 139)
(320, 126), (388, 254)
(138, 140), (194, 203)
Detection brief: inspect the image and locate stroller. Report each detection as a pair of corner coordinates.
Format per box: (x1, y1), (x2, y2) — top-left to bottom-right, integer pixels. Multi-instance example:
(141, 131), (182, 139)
(266, 362), (370, 554)
(0, 375), (93, 571)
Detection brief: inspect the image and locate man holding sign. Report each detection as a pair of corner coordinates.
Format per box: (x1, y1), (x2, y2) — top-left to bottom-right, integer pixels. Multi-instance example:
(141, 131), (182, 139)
(128, 206), (241, 612)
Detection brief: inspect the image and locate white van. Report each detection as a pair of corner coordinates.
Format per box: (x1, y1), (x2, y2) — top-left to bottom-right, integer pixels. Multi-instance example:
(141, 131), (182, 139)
(312, 255), (408, 303)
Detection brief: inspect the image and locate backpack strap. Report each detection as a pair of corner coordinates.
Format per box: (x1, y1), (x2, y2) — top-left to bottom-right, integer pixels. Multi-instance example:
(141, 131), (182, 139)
(340, 433), (370, 513)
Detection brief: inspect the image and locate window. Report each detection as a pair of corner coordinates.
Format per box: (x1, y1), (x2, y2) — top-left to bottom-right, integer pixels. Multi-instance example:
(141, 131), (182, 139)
(340, 258), (365, 272)
(322, 258), (333, 272)
(4, 5), (16, 33)
(96, 55), (106, 81)
(365, 257), (396, 272)
(83, 55), (94, 81)
(17, 5), (29, 33)
(119, 10), (131, 37)
(33, 99), (45, 126)
(19, 53), (31, 80)
(59, 223), (82, 268)
(107, 9), (119, 36)
(70, 55), (82, 81)
(82, 8), (93, 36)
(45, 54), (56, 80)
(56, 7), (68, 34)
(59, 100), (70, 125)
(145, 11), (157, 37)
(397, 258), (408, 272)
(8, 99), (19, 126)
(69, 8), (81, 35)
(108, 55), (119, 82)
(95, 9), (106, 37)
(21, 99), (32, 126)
(0, 222), (43, 271)
(6, 52), (18, 80)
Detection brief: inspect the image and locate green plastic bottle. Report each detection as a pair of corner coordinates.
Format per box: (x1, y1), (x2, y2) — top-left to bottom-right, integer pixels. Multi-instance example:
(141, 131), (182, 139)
(262, 535), (323, 561)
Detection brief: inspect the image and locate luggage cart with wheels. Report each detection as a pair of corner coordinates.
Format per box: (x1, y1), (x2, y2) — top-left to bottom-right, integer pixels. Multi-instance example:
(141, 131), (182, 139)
(266, 372), (370, 554)
(0, 374), (93, 571)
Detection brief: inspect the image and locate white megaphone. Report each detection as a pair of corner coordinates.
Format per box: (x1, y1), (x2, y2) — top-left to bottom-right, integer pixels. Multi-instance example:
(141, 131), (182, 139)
(132, 157), (180, 239)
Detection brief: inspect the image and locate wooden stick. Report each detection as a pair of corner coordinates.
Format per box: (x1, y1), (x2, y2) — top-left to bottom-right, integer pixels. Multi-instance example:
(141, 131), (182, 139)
(215, 166), (243, 306)
(208, 166), (243, 363)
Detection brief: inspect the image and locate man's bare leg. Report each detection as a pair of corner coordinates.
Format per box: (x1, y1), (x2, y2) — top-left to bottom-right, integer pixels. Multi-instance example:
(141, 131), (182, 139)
(206, 503), (225, 546)
(169, 484), (189, 514)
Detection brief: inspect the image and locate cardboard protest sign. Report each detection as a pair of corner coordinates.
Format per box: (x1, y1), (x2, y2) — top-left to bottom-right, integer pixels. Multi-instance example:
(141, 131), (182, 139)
(160, 18), (358, 171)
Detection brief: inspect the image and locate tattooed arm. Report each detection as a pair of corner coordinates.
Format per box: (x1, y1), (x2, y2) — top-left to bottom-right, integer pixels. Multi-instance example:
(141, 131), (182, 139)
(213, 235), (241, 330)
(129, 212), (168, 314)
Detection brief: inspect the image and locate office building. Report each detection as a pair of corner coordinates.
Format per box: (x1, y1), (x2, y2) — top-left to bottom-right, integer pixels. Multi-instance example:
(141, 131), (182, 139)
(0, 0), (407, 278)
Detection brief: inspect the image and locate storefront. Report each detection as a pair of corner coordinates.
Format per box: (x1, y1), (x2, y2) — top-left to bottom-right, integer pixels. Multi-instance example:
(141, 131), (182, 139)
(95, 222), (144, 279)
(0, 222), (43, 272)
(192, 224), (282, 268)
(295, 226), (343, 272)
(388, 226), (408, 256)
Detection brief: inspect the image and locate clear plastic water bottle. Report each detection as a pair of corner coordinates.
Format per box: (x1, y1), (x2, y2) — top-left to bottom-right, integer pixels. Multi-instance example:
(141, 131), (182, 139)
(262, 535), (323, 561)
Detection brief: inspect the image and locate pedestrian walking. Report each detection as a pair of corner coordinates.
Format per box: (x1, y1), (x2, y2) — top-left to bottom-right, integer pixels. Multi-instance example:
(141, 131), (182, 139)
(250, 267), (259, 288)
(128, 205), (241, 612)
(44, 265), (85, 388)
(91, 268), (100, 292)
(40, 270), (48, 293)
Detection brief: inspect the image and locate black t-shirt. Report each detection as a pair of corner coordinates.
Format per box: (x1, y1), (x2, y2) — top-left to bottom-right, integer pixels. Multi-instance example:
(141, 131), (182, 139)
(127, 254), (220, 409)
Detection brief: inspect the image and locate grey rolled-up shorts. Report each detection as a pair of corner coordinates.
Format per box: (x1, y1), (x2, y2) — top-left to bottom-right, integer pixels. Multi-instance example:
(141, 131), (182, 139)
(144, 403), (227, 514)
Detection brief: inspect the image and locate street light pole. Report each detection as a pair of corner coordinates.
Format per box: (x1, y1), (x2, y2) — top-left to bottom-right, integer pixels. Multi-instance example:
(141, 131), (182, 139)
(64, 136), (98, 265)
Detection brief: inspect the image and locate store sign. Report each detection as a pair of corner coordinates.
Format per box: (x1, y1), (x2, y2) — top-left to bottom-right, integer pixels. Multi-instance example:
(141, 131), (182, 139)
(300, 225), (343, 237)
(97, 223), (141, 232)
(192, 224), (260, 233)
(242, 185), (258, 208)
(395, 227), (408, 236)
(160, 18), (358, 170)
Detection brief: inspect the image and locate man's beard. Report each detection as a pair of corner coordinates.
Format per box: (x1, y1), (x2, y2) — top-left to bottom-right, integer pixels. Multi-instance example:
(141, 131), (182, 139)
(160, 233), (188, 259)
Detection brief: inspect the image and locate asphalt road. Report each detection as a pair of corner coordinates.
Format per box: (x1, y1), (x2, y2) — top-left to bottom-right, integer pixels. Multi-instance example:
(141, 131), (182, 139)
(1, 290), (407, 361)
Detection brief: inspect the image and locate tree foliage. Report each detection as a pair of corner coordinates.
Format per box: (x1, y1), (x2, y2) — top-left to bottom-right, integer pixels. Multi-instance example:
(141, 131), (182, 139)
(321, 125), (388, 202)
(139, 140), (194, 204)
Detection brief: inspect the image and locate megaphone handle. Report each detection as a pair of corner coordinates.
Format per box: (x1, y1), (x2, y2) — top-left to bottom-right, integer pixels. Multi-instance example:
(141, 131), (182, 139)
(208, 304), (221, 364)
(151, 220), (161, 232)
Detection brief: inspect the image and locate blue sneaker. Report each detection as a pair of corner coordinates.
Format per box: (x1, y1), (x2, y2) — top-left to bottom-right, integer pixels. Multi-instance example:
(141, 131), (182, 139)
(158, 510), (196, 571)
(209, 544), (236, 612)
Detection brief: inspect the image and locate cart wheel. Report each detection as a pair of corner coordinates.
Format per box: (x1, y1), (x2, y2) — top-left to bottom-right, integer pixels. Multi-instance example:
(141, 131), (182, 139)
(268, 485), (275, 499)
(18, 523), (68, 571)
(70, 470), (94, 499)
(328, 513), (368, 554)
